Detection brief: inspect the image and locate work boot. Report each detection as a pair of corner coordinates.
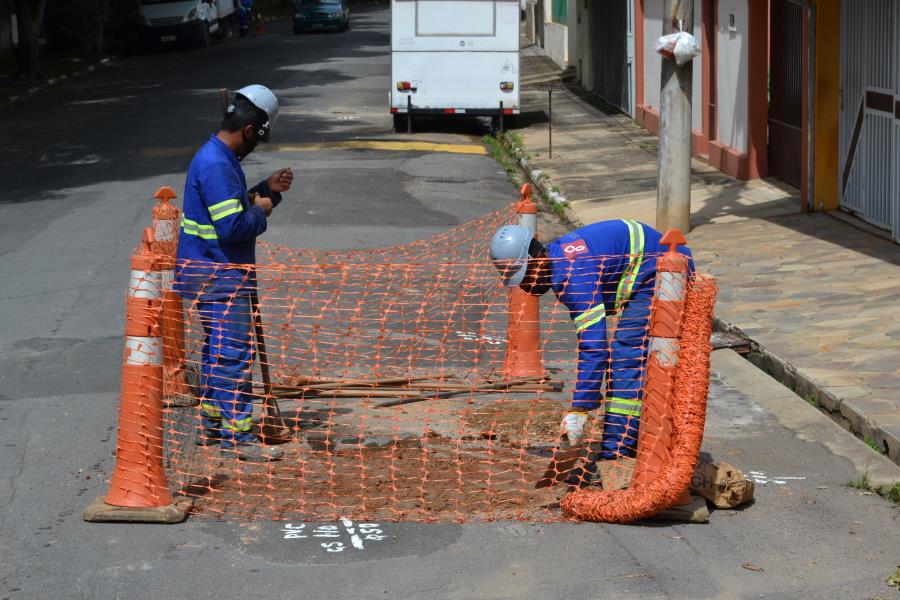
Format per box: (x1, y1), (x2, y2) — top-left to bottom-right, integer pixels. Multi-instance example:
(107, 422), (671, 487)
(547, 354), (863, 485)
(220, 443), (284, 462)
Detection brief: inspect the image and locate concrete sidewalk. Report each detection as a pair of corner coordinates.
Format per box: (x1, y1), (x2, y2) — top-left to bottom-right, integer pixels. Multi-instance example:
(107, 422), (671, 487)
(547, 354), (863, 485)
(515, 52), (900, 474)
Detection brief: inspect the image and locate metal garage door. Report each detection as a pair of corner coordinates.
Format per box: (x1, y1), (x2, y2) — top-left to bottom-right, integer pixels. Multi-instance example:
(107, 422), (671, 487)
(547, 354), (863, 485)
(840, 0), (897, 240)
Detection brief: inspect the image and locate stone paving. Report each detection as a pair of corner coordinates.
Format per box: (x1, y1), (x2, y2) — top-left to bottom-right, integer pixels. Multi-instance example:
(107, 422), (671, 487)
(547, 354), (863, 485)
(516, 51), (900, 467)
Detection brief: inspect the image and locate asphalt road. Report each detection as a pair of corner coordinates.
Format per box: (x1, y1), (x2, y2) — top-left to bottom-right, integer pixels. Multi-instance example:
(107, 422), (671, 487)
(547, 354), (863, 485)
(2, 6), (900, 599)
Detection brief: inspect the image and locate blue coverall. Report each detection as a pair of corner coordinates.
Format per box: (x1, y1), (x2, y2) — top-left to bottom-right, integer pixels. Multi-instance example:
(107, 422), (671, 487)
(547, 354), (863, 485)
(175, 135), (281, 448)
(547, 220), (692, 460)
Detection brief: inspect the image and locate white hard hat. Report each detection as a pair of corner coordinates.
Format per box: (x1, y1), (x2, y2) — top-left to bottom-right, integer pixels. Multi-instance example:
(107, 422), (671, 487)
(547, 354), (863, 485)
(490, 224), (534, 287)
(233, 84), (279, 140)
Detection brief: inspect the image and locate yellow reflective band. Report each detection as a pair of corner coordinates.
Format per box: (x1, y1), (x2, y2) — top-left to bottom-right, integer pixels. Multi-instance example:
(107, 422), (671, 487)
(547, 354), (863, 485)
(223, 418), (253, 432)
(607, 397), (642, 406)
(208, 199), (243, 222)
(607, 406), (642, 417)
(201, 403), (221, 417)
(574, 303), (607, 331)
(615, 220), (645, 311)
(606, 397), (642, 417)
(181, 217), (218, 240)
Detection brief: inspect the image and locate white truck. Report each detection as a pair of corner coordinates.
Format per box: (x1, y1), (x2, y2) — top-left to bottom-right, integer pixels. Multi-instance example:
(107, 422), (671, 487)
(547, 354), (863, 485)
(138, 0), (239, 49)
(390, 0), (521, 132)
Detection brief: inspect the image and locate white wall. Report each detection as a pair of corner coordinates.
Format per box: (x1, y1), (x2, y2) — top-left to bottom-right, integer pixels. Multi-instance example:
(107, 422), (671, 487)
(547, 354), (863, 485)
(575, 0), (592, 89)
(715, 0), (749, 154)
(544, 22), (568, 68)
(643, 0), (702, 134)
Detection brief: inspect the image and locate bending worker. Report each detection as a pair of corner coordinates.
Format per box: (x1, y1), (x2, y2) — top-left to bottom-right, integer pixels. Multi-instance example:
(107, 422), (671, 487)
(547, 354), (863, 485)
(490, 219), (692, 484)
(175, 84), (294, 462)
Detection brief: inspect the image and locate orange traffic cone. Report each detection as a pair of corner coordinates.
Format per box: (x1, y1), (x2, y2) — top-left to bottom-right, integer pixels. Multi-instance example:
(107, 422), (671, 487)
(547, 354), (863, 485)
(83, 229), (191, 523)
(631, 229), (693, 507)
(501, 184), (544, 379)
(151, 187), (194, 407)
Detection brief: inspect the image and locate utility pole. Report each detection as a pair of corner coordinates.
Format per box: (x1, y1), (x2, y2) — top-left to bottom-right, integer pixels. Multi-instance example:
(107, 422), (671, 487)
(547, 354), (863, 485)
(656, 0), (693, 233)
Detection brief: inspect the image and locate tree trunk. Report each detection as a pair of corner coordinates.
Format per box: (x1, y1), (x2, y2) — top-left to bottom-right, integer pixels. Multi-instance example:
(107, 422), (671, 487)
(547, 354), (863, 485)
(12, 0), (47, 81)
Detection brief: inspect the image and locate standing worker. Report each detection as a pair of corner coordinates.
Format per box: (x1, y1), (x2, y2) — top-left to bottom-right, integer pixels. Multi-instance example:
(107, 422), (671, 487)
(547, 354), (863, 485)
(490, 220), (692, 485)
(175, 84), (294, 462)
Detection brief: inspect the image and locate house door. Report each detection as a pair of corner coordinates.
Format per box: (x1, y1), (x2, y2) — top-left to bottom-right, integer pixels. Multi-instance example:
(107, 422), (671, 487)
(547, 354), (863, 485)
(590, 0), (629, 114)
(768, 0), (804, 188)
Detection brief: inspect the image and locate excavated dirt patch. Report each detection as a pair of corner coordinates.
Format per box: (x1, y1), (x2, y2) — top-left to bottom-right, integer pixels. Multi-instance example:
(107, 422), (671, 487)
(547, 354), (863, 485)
(181, 440), (570, 522)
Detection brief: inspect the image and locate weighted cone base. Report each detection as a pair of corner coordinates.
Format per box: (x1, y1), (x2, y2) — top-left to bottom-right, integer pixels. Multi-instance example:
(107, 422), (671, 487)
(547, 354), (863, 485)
(83, 496), (193, 524)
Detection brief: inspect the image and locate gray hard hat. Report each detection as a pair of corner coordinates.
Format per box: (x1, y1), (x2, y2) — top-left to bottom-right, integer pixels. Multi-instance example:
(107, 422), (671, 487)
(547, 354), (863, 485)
(490, 224), (534, 287)
(233, 84), (279, 141)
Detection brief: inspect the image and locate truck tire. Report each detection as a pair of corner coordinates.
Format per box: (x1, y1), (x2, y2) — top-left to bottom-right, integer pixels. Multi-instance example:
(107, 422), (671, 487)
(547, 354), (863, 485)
(393, 114), (412, 133)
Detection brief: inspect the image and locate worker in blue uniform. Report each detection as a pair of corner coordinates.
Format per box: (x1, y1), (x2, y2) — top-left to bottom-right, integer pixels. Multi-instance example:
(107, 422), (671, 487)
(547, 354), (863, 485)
(175, 84), (294, 462)
(490, 219), (692, 485)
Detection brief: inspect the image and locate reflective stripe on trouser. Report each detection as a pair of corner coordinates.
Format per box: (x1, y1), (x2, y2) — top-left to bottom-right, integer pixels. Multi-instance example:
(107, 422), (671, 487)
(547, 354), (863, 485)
(198, 295), (256, 448)
(602, 286), (653, 459)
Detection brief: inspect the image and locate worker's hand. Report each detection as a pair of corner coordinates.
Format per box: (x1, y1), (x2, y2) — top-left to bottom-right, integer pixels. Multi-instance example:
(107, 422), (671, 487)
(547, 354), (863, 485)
(268, 167), (294, 193)
(559, 411), (588, 447)
(252, 194), (274, 217)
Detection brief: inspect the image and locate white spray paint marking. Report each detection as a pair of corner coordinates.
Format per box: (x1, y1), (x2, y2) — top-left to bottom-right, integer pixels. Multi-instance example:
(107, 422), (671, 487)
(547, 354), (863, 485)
(749, 471), (807, 486)
(281, 520), (389, 553)
(455, 331), (504, 345)
(341, 518), (365, 550)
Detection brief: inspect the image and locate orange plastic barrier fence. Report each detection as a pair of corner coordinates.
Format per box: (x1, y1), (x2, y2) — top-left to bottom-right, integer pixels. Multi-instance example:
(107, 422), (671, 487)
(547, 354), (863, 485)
(92, 192), (717, 524)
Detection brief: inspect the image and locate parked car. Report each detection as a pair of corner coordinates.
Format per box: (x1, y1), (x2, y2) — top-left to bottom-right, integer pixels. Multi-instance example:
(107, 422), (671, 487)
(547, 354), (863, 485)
(137, 0), (239, 49)
(293, 0), (350, 33)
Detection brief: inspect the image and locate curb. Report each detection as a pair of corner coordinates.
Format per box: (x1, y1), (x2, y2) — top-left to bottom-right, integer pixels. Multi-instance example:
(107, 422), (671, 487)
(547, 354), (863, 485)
(1, 57), (113, 109)
(714, 317), (900, 467)
(504, 72), (900, 483)
(496, 134), (582, 228)
(713, 349), (900, 496)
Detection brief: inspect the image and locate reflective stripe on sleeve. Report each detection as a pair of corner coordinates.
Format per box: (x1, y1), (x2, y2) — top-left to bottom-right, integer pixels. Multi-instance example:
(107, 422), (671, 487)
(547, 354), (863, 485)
(615, 220), (646, 311)
(181, 217), (218, 240)
(605, 397), (642, 417)
(574, 302), (607, 331)
(223, 417), (253, 432)
(208, 198), (243, 222)
(201, 402), (221, 417)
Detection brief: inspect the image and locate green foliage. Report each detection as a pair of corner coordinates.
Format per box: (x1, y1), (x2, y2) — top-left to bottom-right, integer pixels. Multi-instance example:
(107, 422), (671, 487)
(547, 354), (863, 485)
(863, 437), (884, 454)
(887, 483), (900, 504)
(481, 134), (519, 178)
(848, 469), (871, 491)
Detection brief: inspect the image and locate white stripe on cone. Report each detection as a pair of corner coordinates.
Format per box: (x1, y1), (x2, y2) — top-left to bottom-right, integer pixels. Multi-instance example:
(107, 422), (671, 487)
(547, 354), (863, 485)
(649, 336), (680, 367)
(125, 336), (162, 366)
(128, 269), (163, 300)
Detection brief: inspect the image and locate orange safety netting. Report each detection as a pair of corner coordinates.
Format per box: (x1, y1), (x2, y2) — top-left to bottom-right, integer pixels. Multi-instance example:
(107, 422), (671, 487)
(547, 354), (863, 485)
(108, 200), (717, 523)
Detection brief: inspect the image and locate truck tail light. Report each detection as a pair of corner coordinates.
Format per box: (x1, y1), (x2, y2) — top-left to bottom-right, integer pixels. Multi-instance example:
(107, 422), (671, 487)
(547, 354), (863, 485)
(502, 109), (514, 115)
(396, 81), (415, 91)
(500, 81), (515, 91)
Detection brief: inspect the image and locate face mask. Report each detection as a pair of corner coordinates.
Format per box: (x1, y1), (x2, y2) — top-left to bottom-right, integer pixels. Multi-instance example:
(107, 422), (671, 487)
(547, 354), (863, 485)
(237, 128), (260, 160)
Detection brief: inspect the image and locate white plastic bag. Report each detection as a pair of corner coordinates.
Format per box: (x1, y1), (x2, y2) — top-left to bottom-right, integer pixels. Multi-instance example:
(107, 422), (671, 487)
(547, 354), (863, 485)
(654, 31), (701, 66)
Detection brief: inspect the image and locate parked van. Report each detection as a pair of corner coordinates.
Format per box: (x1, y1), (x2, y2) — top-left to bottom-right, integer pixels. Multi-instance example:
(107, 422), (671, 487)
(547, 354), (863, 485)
(390, 0), (521, 132)
(138, 0), (238, 49)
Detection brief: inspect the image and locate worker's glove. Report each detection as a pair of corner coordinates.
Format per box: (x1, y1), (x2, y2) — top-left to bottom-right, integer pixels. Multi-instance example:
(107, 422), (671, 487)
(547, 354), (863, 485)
(560, 411), (588, 447)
